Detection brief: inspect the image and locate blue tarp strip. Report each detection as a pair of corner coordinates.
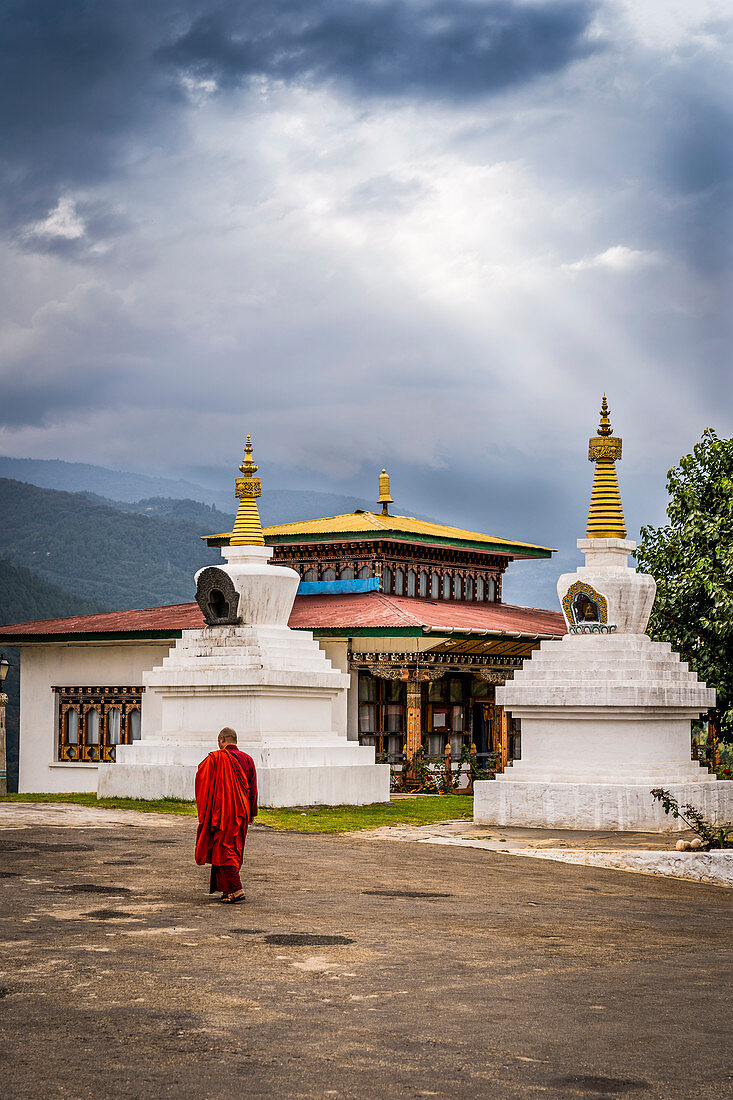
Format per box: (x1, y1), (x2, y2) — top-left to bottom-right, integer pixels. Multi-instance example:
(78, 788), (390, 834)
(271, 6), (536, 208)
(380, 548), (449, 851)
(297, 578), (380, 596)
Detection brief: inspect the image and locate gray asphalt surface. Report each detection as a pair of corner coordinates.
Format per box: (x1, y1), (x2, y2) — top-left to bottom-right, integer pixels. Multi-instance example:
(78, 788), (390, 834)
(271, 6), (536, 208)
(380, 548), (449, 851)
(1, 812), (731, 1099)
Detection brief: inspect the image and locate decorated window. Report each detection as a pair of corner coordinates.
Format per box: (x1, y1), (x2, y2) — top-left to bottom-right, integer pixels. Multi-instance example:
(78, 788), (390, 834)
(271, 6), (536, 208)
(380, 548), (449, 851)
(55, 686), (144, 763)
(418, 571), (428, 597)
(442, 574), (451, 599)
(488, 577), (496, 601)
(303, 568), (318, 581)
(357, 672), (406, 755)
(339, 567), (354, 580)
(394, 568), (404, 595)
(453, 575), (462, 600)
(406, 570), (416, 597)
(358, 566), (372, 579)
(465, 576), (474, 600)
(476, 577), (485, 601)
(430, 572), (440, 599)
(322, 568), (337, 581)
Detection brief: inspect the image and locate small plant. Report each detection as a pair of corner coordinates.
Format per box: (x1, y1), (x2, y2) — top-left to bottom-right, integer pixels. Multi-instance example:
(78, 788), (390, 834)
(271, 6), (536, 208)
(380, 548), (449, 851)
(650, 788), (732, 849)
(406, 748), (440, 793)
(460, 744), (497, 783)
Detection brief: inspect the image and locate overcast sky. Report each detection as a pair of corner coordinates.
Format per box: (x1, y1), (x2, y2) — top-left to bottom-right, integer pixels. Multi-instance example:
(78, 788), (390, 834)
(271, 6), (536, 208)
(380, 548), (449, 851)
(0, 1), (731, 604)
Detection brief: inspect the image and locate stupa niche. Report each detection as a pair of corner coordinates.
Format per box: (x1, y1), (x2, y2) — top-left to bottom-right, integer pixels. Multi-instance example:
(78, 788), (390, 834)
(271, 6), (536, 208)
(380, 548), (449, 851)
(474, 398), (733, 831)
(98, 436), (390, 807)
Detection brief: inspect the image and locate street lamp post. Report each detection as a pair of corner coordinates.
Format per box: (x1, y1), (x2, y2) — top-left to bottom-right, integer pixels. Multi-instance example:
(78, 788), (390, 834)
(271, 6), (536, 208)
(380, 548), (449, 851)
(0, 656), (10, 796)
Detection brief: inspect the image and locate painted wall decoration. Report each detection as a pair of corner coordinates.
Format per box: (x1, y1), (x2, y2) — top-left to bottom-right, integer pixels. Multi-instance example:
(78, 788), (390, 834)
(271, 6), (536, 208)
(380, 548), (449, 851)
(561, 580), (608, 627)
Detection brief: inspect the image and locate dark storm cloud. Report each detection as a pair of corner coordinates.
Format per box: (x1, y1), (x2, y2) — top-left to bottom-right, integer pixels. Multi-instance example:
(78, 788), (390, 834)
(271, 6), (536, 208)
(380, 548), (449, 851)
(161, 0), (599, 99)
(0, 1), (187, 227)
(0, 0), (597, 232)
(0, 364), (126, 428)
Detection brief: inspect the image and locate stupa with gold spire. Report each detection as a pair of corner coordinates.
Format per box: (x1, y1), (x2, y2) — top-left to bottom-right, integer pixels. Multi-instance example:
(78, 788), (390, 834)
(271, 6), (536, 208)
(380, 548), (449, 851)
(586, 395), (626, 539)
(474, 397), (729, 832)
(230, 434), (265, 546)
(99, 434), (389, 807)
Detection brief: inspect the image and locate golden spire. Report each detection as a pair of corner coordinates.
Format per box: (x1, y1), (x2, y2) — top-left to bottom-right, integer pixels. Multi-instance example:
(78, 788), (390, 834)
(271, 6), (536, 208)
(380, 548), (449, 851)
(586, 395), (626, 539)
(230, 434), (265, 545)
(377, 468), (393, 516)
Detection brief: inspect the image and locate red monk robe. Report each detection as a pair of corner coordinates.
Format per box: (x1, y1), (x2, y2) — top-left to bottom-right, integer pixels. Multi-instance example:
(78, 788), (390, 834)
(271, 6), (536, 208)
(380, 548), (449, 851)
(195, 742), (258, 900)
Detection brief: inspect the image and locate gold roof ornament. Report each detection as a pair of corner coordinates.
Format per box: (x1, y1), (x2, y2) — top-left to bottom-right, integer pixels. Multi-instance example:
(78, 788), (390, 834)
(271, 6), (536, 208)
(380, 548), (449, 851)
(230, 434), (265, 546)
(586, 395), (626, 539)
(377, 468), (393, 516)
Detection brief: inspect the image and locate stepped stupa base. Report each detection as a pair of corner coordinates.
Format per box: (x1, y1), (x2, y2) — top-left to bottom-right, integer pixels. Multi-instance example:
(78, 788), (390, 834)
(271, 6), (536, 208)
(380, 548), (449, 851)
(474, 777), (733, 832)
(96, 535), (391, 807)
(99, 749), (389, 807)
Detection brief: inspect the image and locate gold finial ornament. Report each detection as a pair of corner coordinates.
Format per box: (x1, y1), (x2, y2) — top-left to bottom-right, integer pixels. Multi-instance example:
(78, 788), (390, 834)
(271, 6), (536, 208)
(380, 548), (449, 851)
(378, 468), (393, 516)
(586, 396), (626, 539)
(230, 434), (265, 545)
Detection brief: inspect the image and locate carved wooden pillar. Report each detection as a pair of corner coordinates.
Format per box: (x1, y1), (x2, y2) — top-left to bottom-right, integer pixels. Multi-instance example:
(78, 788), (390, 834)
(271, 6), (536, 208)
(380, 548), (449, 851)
(495, 705), (509, 773)
(405, 670), (422, 763)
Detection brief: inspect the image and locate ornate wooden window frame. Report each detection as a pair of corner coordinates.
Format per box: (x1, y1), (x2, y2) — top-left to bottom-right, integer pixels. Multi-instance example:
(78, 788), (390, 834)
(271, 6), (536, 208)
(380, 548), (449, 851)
(54, 686), (143, 763)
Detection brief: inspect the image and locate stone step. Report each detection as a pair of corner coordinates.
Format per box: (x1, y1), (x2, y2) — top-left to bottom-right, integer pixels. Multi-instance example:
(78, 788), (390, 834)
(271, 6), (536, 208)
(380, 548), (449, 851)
(502, 764), (716, 783)
(152, 656), (338, 674)
(512, 667), (695, 682)
(116, 739), (374, 768)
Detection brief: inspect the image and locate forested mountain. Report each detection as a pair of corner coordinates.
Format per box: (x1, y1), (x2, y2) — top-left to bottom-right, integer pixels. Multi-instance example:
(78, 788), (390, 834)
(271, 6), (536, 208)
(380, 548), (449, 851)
(0, 456), (378, 520)
(0, 556), (103, 626)
(0, 478), (220, 610)
(81, 493), (235, 530)
(86, 490), (384, 528)
(0, 456), (224, 506)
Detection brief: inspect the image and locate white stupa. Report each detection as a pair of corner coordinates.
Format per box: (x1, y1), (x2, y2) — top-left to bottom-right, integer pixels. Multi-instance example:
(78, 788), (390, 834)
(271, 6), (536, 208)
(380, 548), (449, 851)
(474, 398), (732, 831)
(98, 436), (389, 807)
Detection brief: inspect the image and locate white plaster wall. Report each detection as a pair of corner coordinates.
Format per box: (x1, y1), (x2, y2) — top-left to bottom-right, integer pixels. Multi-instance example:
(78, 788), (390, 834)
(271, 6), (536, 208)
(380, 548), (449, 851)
(506, 716), (705, 776)
(320, 640), (350, 738)
(18, 642), (173, 793)
(347, 667), (360, 741)
(348, 638), (435, 655)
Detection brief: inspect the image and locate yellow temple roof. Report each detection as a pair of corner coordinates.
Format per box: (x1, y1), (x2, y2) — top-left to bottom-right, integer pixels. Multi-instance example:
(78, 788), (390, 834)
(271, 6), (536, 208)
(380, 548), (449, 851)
(203, 464), (555, 558)
(264, 510), (553, 551)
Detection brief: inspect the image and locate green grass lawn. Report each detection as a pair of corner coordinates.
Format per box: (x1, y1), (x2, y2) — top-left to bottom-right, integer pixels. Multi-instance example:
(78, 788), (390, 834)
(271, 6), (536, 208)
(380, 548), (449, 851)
(0, 792), (473, 833)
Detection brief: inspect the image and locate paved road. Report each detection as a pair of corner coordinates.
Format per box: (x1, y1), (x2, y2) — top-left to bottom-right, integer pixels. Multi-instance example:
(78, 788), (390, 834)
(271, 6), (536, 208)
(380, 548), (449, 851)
(1, 808), (731, 1099)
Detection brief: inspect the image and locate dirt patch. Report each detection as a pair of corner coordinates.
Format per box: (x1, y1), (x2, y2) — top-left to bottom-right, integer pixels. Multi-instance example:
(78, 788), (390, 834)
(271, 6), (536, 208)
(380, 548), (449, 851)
(264, 933), (355, 947)
(363, 889), (452, 899)
(51, 884), (133, 896)
(83, 909), (137, 920)
(548, 1075), (651, 1094)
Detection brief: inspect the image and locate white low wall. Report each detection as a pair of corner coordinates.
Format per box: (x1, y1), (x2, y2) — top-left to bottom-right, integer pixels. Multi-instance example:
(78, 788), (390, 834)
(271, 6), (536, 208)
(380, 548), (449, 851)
(99, 760), (390, 806)
(473, 778), (733, 832)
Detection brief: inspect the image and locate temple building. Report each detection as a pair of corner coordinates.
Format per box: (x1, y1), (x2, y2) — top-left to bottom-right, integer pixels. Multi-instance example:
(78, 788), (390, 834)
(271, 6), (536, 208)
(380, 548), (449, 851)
(0, 439), (565, 796)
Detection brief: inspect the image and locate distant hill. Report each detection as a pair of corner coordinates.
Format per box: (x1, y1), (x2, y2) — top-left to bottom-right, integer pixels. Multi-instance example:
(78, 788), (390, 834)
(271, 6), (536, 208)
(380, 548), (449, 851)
(0, 456), (380, 521)
(81, 493), (235, 530)
(0, 478), (221, 610)
(0, 456), (225, 507)
(0, 556), (104, 627)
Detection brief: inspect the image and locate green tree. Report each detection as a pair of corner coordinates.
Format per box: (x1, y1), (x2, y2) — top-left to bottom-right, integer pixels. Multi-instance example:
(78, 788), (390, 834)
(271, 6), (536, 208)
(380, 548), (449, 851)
(635, 429), (733, 739)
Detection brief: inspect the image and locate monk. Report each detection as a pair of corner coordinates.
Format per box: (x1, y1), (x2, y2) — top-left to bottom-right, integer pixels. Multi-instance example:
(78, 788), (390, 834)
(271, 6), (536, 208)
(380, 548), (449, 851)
(195, 727), (258, 904)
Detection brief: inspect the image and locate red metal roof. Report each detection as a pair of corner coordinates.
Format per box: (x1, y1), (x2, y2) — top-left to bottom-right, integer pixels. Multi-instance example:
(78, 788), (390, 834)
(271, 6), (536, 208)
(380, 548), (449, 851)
(288, 592), (565, 635)
(0, 593), (565, 640)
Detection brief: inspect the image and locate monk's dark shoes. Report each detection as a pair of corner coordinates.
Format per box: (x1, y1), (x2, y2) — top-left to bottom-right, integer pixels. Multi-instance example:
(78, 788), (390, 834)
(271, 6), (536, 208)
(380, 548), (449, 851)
(220, 892), (245, 904)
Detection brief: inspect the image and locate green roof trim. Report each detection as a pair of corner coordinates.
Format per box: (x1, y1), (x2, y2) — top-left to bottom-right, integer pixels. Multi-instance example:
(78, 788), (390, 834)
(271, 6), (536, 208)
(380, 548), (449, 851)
(6, 630), (185, 644)
(205, 529), (553, 558)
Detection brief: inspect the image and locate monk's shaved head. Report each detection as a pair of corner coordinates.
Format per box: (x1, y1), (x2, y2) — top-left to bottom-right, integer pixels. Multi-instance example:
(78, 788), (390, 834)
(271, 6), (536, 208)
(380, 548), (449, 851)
(218, 727), (237, 744)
